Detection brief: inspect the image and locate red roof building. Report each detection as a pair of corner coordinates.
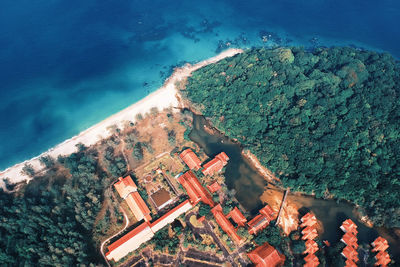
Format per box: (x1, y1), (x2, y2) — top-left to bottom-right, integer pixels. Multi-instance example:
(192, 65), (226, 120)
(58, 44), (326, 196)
(259, 205), (277, 221)
(303, 239), (319, 255)
(247, 242), (285, 267)
(341, 219), (358, 235)
(114, 176), (152, 222)
(178, 171), (214, 206)
(211, 204), (241, 244)
(248, 214), (270, 235)
(341, 232), (358, 249)
(302, 226), (318, 240)
(304, 253), (320, 267)
(300, 212), (317, 228)
(179, 148), (202, 170)
(341, 246), (359, 263)
(227, 206), (247, 227)
(372, 236), (389, 252)
(114, 176), (137, 199)
(202, 152), (229, 176)
(345, 259), (358, 267)
(375, 251), (391, 266)
(207, 181), (222, 193)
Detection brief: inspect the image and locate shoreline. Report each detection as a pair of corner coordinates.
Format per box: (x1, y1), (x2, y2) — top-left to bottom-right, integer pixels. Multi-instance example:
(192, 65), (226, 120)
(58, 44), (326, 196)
(0, 48), (244, 190)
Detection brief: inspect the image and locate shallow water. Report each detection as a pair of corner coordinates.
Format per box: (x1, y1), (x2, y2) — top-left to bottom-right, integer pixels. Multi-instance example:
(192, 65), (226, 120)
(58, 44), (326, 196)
(189, 114), (400, 261)
(1, 0), (400, 169)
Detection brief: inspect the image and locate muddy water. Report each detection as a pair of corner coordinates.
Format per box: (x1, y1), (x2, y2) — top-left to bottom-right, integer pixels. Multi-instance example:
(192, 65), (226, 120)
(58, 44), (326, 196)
(189, 114), (400, 261)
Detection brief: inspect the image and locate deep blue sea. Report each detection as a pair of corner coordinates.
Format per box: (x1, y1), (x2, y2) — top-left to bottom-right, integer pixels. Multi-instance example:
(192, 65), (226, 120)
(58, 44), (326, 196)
(0, 0), (399, 170)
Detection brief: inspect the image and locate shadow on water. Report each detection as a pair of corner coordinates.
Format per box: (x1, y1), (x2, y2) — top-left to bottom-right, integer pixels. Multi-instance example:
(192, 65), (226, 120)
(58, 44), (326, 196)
(189, 114), (400, 261)
(189, 114), (267, 214)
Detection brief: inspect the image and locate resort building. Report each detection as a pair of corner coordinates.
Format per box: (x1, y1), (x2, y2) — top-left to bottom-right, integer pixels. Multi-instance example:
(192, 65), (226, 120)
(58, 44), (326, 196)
(247, 204), (276, 235)
(304, 253), (320, 267)
(303, 239), (319, 255)
(149, 188), (173, 211)
(340, 219), (358, 235)
(178, 170), (214, 206)
(345, 259), (358, 267)
(341, 232), (358, 249)
(114, 176), (151, 222)
(211, 204), (241, 244)
(341, 245), (359, 263)
(247, 242), (285, 267)
(371, 236), (389, 252)
(375, 251), (391, 267)
(301, 226), (318, 240)
(300, 212), (317, 228)
(207, 181), (222, 193)
(227, 206), (247, 227)
(106, 222), (154, 262)
(179, 148), (202, 170)
(202, 152), (229, 176)
(106, 200), (192, 262)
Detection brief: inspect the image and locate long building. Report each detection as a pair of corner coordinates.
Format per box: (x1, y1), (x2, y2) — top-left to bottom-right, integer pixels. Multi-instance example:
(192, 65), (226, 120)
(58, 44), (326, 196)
(248, 204), (276, 235)
(106, 200), (192, 262)
(114, 176), (151, 222)
(211, 204), (241, 244)
(202, 152), (229, 176)
(178, 170), (214, 206)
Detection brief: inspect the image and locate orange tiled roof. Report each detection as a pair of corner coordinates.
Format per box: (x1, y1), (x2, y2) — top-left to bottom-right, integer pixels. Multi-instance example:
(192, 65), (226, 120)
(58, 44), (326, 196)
(303, 239), (319, 255)
(300, 212), (317, 228)
(248, 214), (270, 235)
(372, 236), (389, 252)
(375, 251), (391, 266)
(228, 207), (247, 227)
(301, 226), (318, 240)
(341, 232), (358, 249)
(304, 253), (320, 267)
(342, 245), (359, 262)
(341, 219), (358, 235)
(247, 242), (285, 267)
(211, 204), (241, 244)
(345, 259), (358, 267)
(114, 176), (137, 199)
(259, 205), (277, 221)
(126, 191), (152, 222)
(150, 200), (192, 230)
(178, 171), (214, 206)
(106, 222), (150, 254)
(207, 181), (222, 193)
(202, 152), (229, 176)
(180, 148), (202, 170)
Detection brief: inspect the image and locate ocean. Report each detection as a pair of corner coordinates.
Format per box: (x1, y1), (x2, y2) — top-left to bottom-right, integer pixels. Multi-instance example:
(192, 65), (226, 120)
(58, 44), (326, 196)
(0, 0), (399, 170)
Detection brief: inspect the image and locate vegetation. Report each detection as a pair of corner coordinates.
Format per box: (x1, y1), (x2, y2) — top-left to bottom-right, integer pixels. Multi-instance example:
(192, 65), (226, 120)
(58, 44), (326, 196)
(183, 47), (400, 227)
(0, 149), (111, 265)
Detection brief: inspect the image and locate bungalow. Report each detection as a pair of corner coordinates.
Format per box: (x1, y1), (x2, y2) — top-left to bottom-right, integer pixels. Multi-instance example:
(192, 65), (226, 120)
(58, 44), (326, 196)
(340, 219), (358, 235)
(303, 239), (319, 255)
(300, 212), (317, 228)
(304, 253), (320, 267)
(211, 204), (241, 244)
(341, 232), (358, 249)
(341, 245), (359, 263)
(207, 181), (222, 193)
(178, 171), (214, 206)
(371, 236), (389, 252)
(301, 226), (318, 240)
(227, 206), (247, 227)
(179, 148), (202, 170)
(202, 152), (229, 176)
(375, 251), (391, 267)
(345, 259), (358, 267)
(247, 242), (285, 267)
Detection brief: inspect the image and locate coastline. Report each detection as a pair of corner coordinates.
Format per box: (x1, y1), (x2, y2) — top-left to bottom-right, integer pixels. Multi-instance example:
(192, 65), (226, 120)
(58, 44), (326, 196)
(0, 48), (244, 190)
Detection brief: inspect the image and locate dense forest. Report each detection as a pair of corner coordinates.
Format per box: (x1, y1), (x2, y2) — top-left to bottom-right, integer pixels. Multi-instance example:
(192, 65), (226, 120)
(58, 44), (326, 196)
(183, 47), (400, 227)
(0, 147), (116, 265)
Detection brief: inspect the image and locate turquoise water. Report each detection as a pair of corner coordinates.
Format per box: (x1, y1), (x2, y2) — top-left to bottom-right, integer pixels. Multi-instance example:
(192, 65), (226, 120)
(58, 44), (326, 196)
(1, 0), (399, 170)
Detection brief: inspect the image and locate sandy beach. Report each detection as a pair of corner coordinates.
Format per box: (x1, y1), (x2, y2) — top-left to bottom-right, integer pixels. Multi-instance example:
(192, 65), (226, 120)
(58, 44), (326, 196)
(0, 48), (243, 190)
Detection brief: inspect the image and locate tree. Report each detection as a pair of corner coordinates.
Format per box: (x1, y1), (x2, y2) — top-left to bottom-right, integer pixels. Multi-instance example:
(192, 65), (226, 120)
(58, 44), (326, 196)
(21, 163), (35, 177)
(198, 203), (211, 216)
